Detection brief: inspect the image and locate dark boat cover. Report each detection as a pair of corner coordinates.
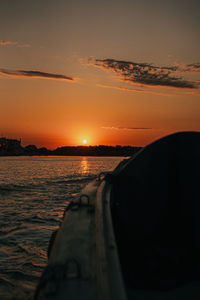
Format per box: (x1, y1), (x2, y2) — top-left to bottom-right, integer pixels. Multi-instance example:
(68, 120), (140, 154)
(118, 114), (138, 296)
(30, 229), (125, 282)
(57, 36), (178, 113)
(110, 131), (200, 290)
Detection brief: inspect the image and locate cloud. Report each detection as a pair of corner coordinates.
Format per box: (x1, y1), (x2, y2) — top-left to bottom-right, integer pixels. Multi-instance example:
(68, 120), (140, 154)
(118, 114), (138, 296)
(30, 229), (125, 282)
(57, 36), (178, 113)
(97, 84), (173, 97)
(0, 69), (74, 81)
(102, 126), (152, 130)
(17, 43), (31, 48)
(97, 83), (144, 92)
(0, 40), (17, 46)
(0, 40), (31, 47)
(184, 63), (200, 73)
(90, 58), (197, 89)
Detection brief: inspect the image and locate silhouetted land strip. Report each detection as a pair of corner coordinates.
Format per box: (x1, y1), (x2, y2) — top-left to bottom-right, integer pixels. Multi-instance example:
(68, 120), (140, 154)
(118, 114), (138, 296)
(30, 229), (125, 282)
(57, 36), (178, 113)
(0, 138), (141, 157)
(52, 145), (141, 157)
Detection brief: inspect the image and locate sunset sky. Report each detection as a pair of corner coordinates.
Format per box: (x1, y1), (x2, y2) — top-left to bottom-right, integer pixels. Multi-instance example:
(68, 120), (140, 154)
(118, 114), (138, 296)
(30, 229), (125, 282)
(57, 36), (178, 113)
(0, 0), (200, 149)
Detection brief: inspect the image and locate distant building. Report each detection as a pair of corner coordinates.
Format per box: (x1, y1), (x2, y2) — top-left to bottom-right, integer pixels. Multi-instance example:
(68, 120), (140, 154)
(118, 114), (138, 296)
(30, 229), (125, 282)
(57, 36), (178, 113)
(0, 137), (23, 154)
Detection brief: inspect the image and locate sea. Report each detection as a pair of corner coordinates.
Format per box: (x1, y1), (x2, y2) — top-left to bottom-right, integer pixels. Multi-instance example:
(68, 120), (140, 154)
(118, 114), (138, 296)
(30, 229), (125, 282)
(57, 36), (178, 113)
(0, 156), (123, 300)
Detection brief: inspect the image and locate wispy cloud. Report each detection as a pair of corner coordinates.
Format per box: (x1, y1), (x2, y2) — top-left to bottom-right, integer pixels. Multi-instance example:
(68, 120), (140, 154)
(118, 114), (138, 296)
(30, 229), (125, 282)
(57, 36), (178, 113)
(184, 63), (200, 73)
(97, 83), (144, 92)
(101, 126), (152, 130)
(0, 40), (31, 47)
(0, 69), (74, 81)
(17, 43), (31, 48)
(97, 84), (173, 97)
(0, 40), (17, 46)
(89, 58), (198, 89)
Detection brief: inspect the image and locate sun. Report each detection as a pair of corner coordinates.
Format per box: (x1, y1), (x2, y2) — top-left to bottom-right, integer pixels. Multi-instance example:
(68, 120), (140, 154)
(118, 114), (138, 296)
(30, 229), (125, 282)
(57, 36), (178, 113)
(82, 139), (87, 145)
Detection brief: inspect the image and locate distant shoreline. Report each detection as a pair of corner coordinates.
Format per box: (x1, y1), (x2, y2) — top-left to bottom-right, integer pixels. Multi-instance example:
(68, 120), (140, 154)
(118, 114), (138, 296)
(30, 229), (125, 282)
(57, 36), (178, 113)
(0, 147), (141, 157)
(0, 154), (139, 157)
(0, 154), (133, 157)
(0, 138), (142, 157)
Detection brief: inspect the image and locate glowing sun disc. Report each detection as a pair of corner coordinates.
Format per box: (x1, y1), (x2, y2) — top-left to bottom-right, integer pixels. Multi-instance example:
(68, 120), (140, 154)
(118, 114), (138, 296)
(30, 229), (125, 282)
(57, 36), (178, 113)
(82, 139), (87, 144)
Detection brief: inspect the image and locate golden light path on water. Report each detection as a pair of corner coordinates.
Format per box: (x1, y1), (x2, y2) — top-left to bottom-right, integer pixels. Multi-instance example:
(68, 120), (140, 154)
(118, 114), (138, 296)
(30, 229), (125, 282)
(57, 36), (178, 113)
(81, 157), (89, 174)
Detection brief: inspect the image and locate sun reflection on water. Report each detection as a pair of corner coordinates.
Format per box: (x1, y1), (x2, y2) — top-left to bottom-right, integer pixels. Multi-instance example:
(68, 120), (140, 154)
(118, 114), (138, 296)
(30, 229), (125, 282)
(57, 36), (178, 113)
(80, 157), (88, 174)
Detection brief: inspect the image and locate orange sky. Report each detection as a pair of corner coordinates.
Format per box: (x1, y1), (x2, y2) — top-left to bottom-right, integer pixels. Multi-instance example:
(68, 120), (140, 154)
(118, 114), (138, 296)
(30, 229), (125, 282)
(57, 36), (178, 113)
(0, 0), (200, 149)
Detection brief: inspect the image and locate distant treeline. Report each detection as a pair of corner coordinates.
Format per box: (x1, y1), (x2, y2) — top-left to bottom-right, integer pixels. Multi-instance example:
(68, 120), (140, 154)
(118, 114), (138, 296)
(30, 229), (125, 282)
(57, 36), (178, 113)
(0, 142), (141, 157)
(52, 145), (141, 156)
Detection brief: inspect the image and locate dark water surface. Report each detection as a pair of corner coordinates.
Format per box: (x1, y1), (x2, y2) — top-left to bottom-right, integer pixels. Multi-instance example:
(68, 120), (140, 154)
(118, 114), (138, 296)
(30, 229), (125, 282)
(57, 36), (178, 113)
(0, 156), (123, 299)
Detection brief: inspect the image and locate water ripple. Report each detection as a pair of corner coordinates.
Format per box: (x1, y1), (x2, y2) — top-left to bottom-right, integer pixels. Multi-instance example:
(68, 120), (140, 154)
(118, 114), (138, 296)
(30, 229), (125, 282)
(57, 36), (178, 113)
(0, 156), (123, 299)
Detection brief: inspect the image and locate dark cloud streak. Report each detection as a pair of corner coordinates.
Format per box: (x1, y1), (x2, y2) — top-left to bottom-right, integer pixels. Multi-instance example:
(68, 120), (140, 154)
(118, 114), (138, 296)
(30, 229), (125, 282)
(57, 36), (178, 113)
(184, 63), (200, 72)
(0, 69), (74, 81)
(91, 58), (197, 89)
